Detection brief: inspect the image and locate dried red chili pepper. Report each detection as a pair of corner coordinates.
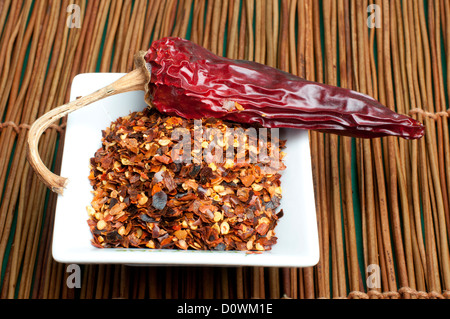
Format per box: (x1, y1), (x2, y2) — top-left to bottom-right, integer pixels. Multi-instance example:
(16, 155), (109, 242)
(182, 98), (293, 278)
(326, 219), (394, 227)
(139, 37), (424, 139)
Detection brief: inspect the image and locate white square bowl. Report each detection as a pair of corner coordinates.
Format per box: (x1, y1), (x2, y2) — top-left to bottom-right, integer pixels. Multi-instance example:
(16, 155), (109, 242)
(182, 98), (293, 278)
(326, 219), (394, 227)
(52, 73), (319, 267)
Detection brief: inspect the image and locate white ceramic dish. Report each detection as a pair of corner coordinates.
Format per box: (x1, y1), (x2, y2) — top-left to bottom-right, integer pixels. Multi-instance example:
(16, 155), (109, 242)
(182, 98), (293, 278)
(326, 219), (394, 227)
(52, 73), (319, 267)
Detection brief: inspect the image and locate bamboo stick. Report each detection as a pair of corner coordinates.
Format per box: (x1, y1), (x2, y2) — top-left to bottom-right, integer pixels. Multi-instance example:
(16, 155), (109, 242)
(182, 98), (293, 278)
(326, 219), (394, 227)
(0, 0), (34, 200)
(201, 0), (213, 50)
(288, 0), (297, 76)
(171, 0), (186, 37)
(30, 0), (85, 299)
(0, 0), (24, 109)
(78, 0), (101, 73)
(380, 0), (407, 292)
(404, 1), (429, 286)
(111, 1), (131, 72)
(311, 0), (329, 299)
(337, 0), (360, 295)
(148, 267), (159, 298)
(393, 0), (422, 292)
(16, 3), (72, 296)
(430, 0), (450, 242)
(142, 0), (161, 47)
(355, 0), (379, 296)
(445, 0), (450, 224)
(99, 0), (120, 72)
(245, 0), (255, 62)
(416, 0), (450, 290)
(210, 0), (222, 55)
(190, 0), (201, 44)
(23, 2), (77, 299)
(325, 0), (347, 298)
(226, 0), (240, 59)
(295, 0), (314, 299)
(217, 0), (228, 57)
(0, 0), (47, 277)
(0, 0), (14, 72)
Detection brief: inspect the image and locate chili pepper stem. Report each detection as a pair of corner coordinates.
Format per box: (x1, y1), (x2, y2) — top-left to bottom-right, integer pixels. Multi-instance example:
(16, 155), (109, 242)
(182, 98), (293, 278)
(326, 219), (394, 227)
(27, 67), (147, 194)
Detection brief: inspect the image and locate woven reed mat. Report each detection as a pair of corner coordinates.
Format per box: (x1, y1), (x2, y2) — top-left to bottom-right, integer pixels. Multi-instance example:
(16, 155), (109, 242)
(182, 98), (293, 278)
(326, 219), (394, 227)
(1, 0), (450, 300)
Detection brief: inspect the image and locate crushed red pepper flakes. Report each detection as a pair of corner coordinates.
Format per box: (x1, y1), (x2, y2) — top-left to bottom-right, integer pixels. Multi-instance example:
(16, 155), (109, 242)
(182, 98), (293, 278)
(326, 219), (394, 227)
(87, 108), (286, 251)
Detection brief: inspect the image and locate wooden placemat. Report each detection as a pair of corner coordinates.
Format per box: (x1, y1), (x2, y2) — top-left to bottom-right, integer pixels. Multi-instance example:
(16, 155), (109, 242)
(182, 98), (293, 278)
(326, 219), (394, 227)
(0, 0), (449, 299)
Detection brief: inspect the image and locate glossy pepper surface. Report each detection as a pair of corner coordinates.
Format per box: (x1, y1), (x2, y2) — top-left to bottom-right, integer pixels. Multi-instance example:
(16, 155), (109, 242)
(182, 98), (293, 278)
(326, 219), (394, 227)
(141, 37), (424, 139)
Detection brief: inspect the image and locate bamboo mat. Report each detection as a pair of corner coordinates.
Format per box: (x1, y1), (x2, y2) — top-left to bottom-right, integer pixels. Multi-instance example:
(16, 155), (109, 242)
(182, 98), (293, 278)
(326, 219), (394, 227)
(0, 0), (450, 300)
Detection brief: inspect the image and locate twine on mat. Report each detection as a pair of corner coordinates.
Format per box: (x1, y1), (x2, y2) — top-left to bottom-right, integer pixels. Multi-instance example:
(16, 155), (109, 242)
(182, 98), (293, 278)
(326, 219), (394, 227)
(409, 108), (450, 120)
(347, 288), (450, 299)
(0, 121), (66, 134)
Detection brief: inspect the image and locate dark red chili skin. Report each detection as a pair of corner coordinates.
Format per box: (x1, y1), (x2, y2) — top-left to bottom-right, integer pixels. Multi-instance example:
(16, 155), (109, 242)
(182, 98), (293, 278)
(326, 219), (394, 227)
(143, 37), (424, 139)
